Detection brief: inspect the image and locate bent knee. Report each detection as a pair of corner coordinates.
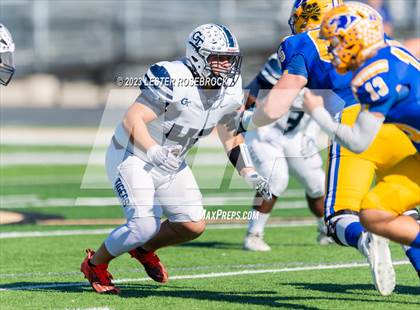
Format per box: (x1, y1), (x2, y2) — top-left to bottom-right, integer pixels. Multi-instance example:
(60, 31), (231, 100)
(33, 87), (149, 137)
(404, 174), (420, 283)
(128, 216), (161, 244)
(359, 209), (395, 235)
(173, 220), (206, 238)
(185, 220), (206, 237)
(359, 211), (374, 232)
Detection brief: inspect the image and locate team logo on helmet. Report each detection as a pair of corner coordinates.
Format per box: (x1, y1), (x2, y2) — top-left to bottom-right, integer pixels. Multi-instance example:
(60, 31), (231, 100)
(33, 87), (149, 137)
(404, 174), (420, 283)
(190, 31), (204, 52)
(185, 24), (242, 88)
(300, 2), (322, 22)
(329, 14), (357, 32)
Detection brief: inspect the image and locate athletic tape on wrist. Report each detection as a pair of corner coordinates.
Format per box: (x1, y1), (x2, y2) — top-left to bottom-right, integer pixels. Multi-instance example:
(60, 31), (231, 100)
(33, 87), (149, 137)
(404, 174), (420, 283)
(228, 144), (254, 173)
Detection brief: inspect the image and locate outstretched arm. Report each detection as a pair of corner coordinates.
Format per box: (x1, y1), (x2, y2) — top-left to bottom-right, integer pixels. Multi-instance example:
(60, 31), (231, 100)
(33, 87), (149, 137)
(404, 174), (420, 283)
(303, 90), (384, 154)
(251, 73), (307, 127)
(216, 123), (272, 200)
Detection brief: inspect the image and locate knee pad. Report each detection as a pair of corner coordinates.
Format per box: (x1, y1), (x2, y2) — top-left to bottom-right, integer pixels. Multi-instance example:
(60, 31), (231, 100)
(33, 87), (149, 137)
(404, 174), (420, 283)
(105, 216), (161, 257)
(127, 216), (161, 244)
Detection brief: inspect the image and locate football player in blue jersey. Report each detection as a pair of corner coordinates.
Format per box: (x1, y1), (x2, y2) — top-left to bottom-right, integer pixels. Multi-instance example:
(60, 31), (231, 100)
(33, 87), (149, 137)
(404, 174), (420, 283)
(302, 1), (420, 280)
(225, 0), (418, 295)
(0, 24), (15, 86)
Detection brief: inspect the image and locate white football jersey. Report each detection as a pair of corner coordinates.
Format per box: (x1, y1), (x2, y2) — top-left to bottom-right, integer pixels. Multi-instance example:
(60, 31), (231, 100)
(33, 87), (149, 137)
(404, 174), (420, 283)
(114, 59), (244, 162)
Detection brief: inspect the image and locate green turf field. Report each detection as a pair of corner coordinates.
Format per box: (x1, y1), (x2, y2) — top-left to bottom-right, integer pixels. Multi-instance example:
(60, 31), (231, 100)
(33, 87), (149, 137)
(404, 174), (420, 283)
(1, 144), (419, 309)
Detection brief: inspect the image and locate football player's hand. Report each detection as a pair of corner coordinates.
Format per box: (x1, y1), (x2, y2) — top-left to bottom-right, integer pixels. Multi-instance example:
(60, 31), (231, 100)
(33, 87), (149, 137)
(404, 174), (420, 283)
(147, 144), (182, 173)
(243, 171), (272, 201)
(303, 89), (324, 114)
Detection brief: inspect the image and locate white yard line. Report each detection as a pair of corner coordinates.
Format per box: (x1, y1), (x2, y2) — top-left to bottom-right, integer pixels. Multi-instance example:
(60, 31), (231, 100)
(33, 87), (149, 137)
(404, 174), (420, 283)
(0, 229), (113, 239)
(0, 260), (410, 291)
(0, 221), (316, 239)
(0, 153), (228, 167)
(0, 175), (96, 186)
(0, 261), (341, 279)
(0, 152), (103, 166)
(0, 191), (306, 209)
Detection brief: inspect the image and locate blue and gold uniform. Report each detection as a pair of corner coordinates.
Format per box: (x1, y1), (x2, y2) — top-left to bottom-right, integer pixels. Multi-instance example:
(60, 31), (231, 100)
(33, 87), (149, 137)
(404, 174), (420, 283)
(278, 29), (416, 246)
(351, 45), (420, 215)
(352, 45), (420, 151)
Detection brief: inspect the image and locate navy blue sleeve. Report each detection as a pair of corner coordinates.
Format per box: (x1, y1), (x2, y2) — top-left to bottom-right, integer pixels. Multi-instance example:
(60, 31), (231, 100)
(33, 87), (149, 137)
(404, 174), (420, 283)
(137, 63), (174, 115)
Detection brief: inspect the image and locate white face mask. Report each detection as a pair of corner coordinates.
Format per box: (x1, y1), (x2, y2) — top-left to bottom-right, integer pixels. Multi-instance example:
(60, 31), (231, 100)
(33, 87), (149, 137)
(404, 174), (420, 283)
(0, 51), (14, 86)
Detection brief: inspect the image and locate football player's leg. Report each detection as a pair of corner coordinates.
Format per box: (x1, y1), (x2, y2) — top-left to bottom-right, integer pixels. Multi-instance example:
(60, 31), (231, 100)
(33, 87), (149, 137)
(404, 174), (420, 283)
(82, 147), (160, 293)
(401, 209), (420, 278)
(100, 155), (161, 260)
(247, 158), (288, 235)
(324, 140), (375, 249)
(360, 153), (420, 248)
(324, 143), (397, 296)
(128, 165), (204, 283)
(244, 133), (288, 251)
(287, 144), (330, 244)
(246, 132), (288, 232)
(323, 108), (410, 250)
(248, 192), (278, 236)
(244, 190), (280, 251)
(142, 164), (205, 251)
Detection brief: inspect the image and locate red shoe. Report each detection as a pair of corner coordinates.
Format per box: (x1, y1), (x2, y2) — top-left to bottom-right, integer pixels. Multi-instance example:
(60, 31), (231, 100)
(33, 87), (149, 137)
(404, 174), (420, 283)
(80, 249), (120, 294)
(129, 248), (168, 283)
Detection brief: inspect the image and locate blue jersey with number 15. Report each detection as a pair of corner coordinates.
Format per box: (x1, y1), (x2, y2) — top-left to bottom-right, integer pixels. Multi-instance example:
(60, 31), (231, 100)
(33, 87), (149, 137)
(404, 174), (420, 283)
(351, 45), (420, 151)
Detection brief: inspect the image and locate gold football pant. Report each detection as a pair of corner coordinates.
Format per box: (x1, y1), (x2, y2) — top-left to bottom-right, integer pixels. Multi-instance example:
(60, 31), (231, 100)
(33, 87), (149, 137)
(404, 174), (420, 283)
(324, 104), (417, 219)
(361, 153), (420, 214)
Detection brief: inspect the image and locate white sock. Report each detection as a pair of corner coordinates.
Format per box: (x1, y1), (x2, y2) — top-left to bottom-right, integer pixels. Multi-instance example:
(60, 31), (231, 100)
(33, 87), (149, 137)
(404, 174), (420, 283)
(248, 210), (270, 235)
(317, 217), (326, 234)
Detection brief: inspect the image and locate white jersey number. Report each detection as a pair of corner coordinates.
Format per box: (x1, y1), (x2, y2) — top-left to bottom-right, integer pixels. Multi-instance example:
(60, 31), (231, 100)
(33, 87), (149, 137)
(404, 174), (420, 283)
(364, 76), (389, 102)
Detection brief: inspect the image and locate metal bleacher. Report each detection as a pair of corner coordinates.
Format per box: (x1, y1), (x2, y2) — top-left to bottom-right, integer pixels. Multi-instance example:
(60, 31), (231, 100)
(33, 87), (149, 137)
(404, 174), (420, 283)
(0, 0), (293, 78)
(0, 0), (416, 79)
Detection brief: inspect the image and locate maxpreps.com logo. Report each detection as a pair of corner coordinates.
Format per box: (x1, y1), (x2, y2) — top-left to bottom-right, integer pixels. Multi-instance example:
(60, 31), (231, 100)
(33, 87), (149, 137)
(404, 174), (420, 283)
(329, 14), (358, 32)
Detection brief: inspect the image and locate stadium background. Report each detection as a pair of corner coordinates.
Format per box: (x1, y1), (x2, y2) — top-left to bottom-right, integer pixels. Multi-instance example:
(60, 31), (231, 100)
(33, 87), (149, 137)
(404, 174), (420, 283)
(0, 1), (419, 308)
(1, 0), (419, 114)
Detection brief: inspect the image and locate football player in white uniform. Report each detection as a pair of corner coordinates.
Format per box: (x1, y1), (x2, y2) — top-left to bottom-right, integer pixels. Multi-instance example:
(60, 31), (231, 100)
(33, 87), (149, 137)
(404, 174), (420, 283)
(0, 24), (15, 86)
(80, 24), (271, 294)
(242, 54), (332, 251)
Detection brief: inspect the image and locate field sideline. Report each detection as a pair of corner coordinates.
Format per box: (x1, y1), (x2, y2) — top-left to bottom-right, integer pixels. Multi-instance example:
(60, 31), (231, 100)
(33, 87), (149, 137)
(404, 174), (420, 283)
(0, 144), (419, 309)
